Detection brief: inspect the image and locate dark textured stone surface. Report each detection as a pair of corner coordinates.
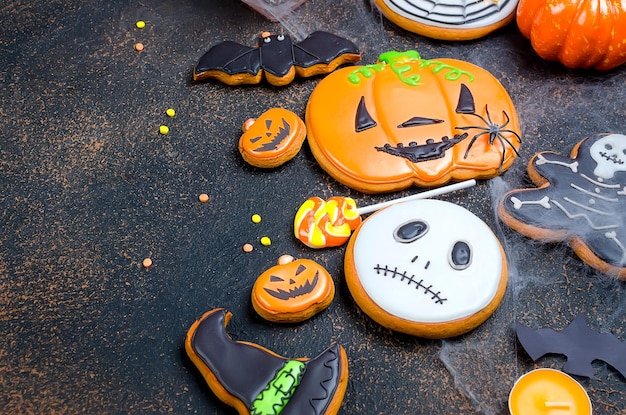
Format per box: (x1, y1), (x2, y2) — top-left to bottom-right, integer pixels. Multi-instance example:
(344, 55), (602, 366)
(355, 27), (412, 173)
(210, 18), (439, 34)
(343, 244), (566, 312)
(1, 0), (625, 414)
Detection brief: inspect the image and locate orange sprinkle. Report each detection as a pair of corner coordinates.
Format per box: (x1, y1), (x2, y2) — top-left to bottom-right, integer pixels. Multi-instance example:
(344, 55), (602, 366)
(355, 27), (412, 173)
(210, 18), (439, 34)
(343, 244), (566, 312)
(261, 31), (271, 39)
(243, 243), (254, 253)
(198, 193), (210, 203)
(142, 258), (153, 268)
(134, 42), (144, 51)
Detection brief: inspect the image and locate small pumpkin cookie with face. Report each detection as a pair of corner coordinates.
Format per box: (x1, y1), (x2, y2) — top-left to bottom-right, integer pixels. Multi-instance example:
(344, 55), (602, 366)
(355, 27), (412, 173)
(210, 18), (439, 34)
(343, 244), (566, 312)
(252, 256), (335, 323)
(239, 108), (306, 168)
(344, 199), (508, 338)
(306, 50), (522, 193)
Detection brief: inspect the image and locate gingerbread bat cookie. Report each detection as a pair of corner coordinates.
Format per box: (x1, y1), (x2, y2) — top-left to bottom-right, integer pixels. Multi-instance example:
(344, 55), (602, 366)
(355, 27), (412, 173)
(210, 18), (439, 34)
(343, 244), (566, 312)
(193, 31), (361, 86)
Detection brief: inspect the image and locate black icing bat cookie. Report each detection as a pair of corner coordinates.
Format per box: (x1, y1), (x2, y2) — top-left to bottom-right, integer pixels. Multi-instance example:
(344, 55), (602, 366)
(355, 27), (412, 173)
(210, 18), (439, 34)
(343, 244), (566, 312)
(193, 31), (361, 87)
(498, 133), (626, 278)
(517, 314), (626, 379)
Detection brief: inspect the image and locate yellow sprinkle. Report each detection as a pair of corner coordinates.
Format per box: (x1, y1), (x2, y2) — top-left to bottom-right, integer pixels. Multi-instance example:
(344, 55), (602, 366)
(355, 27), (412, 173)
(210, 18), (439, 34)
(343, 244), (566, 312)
(136, 20), (146, 29)
(260, 236), (271, 246)
(166, 108), (176, 117)
(159, 125), (169, 135)
(251, 214), (261, 223)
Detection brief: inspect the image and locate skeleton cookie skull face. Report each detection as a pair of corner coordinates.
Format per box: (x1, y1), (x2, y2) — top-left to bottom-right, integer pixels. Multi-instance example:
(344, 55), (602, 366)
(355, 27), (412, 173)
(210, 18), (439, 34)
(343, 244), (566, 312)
(350, 199), (505, 323)
(589, 134), (626, 180)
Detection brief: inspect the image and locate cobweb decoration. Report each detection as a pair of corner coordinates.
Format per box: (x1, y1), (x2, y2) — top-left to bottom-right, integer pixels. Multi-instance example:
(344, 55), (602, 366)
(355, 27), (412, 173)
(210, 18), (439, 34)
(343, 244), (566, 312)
(382, 0), (515, 26)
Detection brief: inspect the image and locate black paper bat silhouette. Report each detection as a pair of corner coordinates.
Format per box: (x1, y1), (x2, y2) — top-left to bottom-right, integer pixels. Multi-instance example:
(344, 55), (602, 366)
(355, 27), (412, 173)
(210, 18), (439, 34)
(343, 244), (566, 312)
(516, 314), (626, 379)
(193, 31), (361, 86)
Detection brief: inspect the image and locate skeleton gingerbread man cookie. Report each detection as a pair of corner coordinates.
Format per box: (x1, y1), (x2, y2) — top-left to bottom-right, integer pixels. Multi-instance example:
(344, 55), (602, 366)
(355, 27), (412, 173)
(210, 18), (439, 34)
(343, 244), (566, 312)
(344, 198), (508, 339)
(499, 134), (626, 278)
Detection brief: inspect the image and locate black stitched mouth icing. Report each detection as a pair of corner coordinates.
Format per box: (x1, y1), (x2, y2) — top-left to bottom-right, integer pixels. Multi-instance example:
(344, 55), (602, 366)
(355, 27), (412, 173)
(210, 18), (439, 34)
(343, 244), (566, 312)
(373, 264), (447, 304)
(599, 151), (624, 165)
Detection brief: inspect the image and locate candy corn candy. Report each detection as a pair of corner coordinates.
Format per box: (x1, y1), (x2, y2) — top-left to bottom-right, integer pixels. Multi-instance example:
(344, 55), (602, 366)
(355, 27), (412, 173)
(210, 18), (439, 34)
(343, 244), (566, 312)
(294, 180), (476, 248)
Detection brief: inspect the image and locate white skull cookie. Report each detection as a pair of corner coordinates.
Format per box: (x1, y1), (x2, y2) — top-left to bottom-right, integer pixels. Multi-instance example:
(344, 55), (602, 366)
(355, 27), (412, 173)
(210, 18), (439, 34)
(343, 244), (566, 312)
(344, 199), (507, 338)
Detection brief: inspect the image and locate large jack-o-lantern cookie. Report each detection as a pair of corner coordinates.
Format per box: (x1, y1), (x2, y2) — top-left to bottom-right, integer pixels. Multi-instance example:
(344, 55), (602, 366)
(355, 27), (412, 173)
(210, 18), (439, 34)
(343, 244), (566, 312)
(499, 133), (626, 278)
(344, 199), (508, 338)
(306, 50), (521, 194)
(186, 308), (349, 415)
(374, 0), (519, 41)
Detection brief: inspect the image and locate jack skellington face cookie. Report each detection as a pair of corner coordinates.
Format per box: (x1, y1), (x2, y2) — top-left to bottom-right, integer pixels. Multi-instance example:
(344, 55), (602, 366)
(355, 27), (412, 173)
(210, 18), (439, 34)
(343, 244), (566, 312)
(344, 199), (508, 339)
(499, 133), (626, 278)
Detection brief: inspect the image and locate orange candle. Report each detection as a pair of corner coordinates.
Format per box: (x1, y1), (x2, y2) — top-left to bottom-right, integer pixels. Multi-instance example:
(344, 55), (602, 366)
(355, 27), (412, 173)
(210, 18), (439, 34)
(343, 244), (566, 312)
(509, 369), (592, 415)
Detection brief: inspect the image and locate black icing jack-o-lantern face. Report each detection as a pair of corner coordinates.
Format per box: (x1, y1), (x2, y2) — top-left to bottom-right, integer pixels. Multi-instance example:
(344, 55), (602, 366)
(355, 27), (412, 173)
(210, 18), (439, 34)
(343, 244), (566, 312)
(264, 264), (320, 300)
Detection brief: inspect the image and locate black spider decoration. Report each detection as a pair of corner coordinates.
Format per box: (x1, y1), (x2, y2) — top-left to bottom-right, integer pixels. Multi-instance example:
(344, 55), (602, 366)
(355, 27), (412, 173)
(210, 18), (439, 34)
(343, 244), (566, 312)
(456, 105), (522, 172)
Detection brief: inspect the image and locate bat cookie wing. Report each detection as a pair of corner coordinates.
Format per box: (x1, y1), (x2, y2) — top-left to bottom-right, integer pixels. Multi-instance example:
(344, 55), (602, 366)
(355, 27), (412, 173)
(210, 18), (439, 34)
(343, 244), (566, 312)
(292, 31), (361, 76)
(193, 41), (261, 84)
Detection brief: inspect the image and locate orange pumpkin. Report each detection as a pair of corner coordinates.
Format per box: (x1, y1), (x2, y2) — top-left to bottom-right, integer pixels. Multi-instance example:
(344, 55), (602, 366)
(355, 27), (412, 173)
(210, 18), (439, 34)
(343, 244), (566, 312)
(516, 0), (626, 70)
(239, 108), (306, 168)
(305, 51), (521, 194)
(251, 257), (335, 323)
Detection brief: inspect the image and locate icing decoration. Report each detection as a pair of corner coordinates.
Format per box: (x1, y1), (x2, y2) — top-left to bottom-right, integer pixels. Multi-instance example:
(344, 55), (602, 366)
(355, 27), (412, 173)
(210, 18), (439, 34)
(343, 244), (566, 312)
(294, 180), (476, 249)
(239, 108), (306, 168)
(250, 360), (305, 415)
(193, 31), (361, 86)
(185, 309), (349, 415)
(344, 199), (507, 338)
(516, 314), (626, 379)
(517, 0), (626, 70)
(305, 51), (521, 193)
(251, 258), (335, 322)
(499, 133), (626, 278)
(374, 0), (519, 41)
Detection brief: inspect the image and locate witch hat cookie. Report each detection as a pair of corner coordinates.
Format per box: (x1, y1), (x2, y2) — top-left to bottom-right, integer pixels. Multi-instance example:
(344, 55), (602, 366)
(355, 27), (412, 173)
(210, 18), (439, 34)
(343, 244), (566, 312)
(185, 308), (349, 415)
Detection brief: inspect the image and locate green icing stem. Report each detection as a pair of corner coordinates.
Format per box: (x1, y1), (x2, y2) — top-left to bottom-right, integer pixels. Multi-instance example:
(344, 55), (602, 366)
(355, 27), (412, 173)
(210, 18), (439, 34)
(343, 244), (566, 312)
(348, 50), (474, 86)
(250, 360), (306, 415)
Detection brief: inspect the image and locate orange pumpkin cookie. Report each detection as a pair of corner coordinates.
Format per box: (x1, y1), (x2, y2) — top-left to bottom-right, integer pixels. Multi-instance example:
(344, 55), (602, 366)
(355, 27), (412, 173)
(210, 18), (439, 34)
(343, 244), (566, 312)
(305, 50), (522, 194)
(517, 0), (626, 70)
(239, 108), (306, 168)
(374, 0), (518, 41)
(252, 257), (335, 322)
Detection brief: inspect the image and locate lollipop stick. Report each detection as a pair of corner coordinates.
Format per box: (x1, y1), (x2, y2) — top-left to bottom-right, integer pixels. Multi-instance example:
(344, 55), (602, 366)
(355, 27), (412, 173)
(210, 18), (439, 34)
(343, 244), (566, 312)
(356, 179), (477, 215)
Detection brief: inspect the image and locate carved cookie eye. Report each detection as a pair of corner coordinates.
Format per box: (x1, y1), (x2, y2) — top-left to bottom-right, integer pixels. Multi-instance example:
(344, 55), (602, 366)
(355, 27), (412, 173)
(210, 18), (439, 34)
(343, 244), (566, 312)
(277, 34), (285, 41)
(393, 220), (429, 243)
(449, 241), (472, 270)
(263, 37), (271, 43)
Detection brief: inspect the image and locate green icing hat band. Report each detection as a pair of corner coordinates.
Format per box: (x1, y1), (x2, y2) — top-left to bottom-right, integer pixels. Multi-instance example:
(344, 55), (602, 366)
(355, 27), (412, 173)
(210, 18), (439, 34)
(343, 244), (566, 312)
(250, 360), (306, 415)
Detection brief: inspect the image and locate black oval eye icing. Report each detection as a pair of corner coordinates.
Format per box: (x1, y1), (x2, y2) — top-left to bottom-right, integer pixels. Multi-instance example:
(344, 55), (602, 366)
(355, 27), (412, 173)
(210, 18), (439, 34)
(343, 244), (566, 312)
(449, 241), (472, 270)
(393, 220), (429, 243)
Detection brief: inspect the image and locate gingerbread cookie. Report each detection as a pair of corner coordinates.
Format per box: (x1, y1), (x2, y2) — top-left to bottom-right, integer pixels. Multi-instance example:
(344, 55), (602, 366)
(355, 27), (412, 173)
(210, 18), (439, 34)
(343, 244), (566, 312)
(185, 308), (349, 415)
(374, 0), (518, 41)
(193, 31), (361, 87)
(251, 257), (335, 322)
(239, 108), (306, 168)
(499, 133), (626, 278)
(306, 50), (521, 194)
(344, 199), (508, 338)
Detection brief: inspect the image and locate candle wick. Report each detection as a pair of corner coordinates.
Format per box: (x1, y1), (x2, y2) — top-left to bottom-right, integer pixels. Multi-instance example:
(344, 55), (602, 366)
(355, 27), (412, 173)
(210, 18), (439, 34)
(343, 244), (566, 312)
(544, 401), (572, 409)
